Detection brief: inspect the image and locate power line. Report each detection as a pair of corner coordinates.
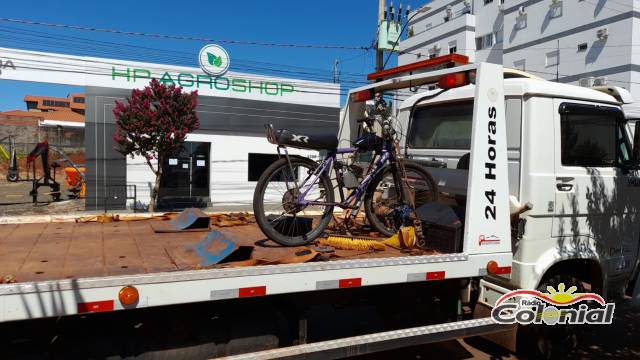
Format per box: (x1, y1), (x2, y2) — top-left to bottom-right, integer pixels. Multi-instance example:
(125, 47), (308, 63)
(0, 26), (372, 85)
(0, 17), (372, 51)
(0, 24), (370, 77)
(0, 28), (368, 77)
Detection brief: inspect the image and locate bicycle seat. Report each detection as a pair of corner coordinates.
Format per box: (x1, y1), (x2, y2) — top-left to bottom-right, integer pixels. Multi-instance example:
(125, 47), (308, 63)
(270, 127), (338, 151)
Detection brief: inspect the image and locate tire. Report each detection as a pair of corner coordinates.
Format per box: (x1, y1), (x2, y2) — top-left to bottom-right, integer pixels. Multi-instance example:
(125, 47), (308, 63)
(253, 157), (334, 246)
(363, 160), (438, 237)
(517, 274), (585, 359)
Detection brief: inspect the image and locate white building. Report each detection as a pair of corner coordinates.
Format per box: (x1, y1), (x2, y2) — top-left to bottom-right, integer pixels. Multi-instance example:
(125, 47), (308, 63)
(399, 0), (640, 98)
(0, 47), (340, 211)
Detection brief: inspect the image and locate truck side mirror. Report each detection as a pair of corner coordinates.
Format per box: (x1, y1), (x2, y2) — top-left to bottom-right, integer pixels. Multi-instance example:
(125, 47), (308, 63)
(633, 120), (640, 165)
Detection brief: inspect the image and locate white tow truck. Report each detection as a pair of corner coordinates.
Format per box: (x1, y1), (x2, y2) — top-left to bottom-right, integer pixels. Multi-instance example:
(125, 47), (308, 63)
(0, 61), (637, 359)
(389, 61), (640, 356)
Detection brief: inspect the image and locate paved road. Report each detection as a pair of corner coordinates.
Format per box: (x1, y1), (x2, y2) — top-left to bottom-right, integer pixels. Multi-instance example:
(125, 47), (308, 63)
(0, 181), (83, 216)
(350, 301), (640, 360)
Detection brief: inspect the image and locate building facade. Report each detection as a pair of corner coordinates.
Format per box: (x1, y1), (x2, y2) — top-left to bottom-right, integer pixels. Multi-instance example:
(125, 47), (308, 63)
(0, 47), (340, 210)
(399, 0), (640, 98)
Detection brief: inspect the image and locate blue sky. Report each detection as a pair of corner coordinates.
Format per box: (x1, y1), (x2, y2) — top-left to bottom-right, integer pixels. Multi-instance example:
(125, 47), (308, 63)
(0, 0), (424, 110)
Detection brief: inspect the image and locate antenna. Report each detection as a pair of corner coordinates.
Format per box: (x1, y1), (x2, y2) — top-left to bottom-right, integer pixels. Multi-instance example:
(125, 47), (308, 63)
(390, 2), (395, 22)
(333, 59), (340, 83)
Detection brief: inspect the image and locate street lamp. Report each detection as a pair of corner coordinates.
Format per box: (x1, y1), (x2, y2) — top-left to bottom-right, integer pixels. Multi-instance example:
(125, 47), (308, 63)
(382, 4), (431, 69)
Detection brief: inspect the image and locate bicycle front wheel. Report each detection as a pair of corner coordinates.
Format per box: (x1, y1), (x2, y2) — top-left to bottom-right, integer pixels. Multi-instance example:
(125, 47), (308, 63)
(253, 157), (334, 246)
(363, 161), (438, 237)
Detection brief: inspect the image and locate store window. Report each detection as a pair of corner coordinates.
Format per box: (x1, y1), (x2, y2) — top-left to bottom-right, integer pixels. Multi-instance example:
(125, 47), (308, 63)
(248, 153), (280, 181)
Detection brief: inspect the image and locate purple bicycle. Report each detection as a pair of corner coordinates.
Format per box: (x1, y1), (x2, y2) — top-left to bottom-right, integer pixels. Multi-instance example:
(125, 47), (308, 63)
(253, 112), (438, 246)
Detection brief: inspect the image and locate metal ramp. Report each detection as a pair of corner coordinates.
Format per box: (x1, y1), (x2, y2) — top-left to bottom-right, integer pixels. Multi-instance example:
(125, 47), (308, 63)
(151, 207), (211, 233)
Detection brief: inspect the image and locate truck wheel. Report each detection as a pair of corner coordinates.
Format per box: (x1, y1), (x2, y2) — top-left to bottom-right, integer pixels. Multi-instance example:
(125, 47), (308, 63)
(517, 274), (584, 359)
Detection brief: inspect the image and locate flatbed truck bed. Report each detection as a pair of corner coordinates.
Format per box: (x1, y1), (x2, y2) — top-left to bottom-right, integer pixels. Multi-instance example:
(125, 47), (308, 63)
(0, 215), (509, 323)
(0, 218), (416, 283)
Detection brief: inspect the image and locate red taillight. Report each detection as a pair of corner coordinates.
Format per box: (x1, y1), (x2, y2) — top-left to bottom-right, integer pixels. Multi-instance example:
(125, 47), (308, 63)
(351, 89), (373, 102)
(438, 72), (469, 89)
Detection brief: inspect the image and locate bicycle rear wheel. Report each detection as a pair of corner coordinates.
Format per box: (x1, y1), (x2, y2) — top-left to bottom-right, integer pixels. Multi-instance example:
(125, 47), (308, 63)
(253, 157), (334, 246)
(363, 161), (438, 237)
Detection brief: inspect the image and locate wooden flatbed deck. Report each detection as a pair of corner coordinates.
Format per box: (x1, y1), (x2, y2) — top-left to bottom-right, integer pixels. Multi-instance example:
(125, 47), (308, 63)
(0, 219), (427, 284)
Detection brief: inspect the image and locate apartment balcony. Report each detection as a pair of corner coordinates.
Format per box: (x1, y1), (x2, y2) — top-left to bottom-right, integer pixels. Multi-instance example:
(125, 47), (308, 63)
(400, 13), (476, 55)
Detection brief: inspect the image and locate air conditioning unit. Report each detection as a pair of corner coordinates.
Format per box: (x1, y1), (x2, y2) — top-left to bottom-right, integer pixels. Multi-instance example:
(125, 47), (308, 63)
(518, 6), (526, 16)
(593, 77), (608, 86)
(597, 28), (609, 40)
(579, 77), (595, 87)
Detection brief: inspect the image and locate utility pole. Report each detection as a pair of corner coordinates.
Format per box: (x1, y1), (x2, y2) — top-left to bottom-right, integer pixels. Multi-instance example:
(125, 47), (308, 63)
(556, 39), (560, 82)
(376, 0), (386, 71)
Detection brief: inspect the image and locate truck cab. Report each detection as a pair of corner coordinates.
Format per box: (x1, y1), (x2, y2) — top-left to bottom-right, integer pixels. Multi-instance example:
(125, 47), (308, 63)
(399, 74), (640, 300)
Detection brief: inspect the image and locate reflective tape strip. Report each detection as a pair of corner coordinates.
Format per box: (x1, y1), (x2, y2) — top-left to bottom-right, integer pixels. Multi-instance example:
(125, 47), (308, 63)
(210, 286), (267, 300)
(427, 271), (446, 281)
(239, 286), (267, 298)
(77, 300), (114, 313)
(316, 280), (340, 290)
(317, 278), (362, 290)
(339, 278), (362, 288)
(495, 266), (511, 275)
(211, 289), (238, 300)
(427, 271), (445, 281)
(407, 271), (446, 282)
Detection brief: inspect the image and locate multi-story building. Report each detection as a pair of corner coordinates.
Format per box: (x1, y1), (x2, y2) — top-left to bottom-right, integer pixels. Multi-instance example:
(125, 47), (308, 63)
(399, 0), (640, 98)
(0, 93), (85, 128)
(24, 93), (85, 115)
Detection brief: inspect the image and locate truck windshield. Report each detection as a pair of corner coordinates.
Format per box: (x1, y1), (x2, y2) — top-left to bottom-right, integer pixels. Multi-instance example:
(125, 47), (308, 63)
(408, 101), (473, 149)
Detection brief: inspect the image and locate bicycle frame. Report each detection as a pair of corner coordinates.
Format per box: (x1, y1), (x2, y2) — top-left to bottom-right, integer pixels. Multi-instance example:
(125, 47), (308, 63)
(277, 140), (397, 210)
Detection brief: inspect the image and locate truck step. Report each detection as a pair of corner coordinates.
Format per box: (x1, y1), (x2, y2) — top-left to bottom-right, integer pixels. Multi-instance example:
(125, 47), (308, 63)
(216, 317), (515, 360)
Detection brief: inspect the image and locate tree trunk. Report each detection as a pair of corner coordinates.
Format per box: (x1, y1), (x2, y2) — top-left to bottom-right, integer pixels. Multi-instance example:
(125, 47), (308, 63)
(150, 158), (163, 213)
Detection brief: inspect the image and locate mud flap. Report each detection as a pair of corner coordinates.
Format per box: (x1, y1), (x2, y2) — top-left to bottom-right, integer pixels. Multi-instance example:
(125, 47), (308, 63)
(474, 279), (517, 352)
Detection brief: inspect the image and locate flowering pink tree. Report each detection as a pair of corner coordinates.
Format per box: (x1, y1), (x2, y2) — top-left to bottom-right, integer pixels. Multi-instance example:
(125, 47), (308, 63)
(113, 79), (199, 212)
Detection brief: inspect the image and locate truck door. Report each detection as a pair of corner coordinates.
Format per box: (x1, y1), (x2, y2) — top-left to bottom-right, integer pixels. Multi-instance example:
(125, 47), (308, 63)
(552, 100), (639, 278)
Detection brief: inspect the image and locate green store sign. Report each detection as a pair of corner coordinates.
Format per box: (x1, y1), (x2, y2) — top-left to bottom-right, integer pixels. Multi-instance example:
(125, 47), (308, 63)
(112, 66), (295, 96)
